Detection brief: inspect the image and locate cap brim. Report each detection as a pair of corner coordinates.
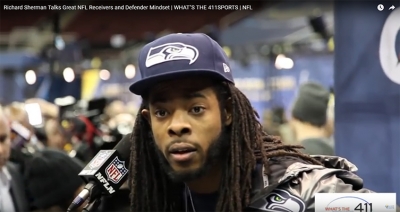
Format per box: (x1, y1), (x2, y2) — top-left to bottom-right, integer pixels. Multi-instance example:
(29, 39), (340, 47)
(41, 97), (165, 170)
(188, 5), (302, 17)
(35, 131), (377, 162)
(129, 69), (231, 95)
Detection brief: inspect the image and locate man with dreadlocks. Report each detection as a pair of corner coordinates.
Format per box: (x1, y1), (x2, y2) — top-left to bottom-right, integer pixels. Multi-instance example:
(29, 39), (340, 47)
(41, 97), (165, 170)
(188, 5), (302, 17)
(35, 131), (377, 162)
(127, 33), (376, 212)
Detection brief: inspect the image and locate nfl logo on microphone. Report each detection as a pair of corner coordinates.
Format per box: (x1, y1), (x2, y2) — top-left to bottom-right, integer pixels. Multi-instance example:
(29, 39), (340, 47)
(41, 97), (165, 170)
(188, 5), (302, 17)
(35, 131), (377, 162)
(105, 157), (128, 184)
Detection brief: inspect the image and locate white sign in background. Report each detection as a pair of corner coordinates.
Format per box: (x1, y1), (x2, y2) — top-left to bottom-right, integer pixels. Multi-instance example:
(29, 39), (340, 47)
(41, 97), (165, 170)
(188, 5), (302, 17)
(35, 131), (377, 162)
(315, 193), (396, 212)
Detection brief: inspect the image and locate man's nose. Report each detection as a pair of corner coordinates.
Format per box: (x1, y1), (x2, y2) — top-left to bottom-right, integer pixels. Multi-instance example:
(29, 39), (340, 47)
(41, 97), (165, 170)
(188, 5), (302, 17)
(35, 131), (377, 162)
(168, 112), (191, 137)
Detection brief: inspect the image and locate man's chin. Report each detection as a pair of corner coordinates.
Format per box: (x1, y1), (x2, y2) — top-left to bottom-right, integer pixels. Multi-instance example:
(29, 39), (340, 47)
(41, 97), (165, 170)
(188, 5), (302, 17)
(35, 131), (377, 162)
(167, 168), (206, 182)
(171, 165), (200, 173)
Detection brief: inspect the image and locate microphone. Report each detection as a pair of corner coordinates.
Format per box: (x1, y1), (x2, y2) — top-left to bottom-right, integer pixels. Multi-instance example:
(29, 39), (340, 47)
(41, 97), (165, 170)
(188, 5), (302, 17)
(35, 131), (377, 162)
(67, 133), (132, 212)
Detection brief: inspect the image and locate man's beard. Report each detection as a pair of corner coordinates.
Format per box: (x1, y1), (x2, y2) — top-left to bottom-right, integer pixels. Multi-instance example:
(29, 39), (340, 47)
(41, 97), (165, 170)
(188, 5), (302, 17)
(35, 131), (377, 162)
(154, 127), (230, 182)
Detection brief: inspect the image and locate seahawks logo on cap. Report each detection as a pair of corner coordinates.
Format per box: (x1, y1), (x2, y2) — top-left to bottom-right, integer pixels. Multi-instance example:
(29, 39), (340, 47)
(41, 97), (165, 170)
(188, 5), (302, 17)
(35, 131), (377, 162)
(145, 42), (199, 68)
(264, 189), (306, 212)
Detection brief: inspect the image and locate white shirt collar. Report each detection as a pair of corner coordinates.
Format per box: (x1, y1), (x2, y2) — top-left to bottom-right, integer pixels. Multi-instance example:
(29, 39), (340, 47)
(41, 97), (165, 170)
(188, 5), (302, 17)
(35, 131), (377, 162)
(0, 165), (16, 212)
(0, 166), (12, 185)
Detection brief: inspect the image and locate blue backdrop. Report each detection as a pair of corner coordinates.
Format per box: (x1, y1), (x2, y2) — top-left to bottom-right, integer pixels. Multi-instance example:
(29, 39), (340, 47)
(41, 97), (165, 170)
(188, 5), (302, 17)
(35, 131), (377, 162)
(95, 55), (334, 116)
(228, 55), (333, 115)
(37, 75), (82, 103)
(0, 52), (333, 122)
(334, 1), (400, 203)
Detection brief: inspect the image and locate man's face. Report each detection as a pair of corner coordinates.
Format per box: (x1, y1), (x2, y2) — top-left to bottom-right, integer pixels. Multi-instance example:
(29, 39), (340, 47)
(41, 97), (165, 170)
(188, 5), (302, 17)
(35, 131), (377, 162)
(141, 77), (232, 182)
(45, 119), (67, 150)
(0, 116), (11, 168)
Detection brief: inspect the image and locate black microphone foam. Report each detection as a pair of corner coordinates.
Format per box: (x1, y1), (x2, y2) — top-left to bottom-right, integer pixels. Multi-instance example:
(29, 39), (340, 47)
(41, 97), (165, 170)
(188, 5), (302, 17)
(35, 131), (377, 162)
(113, 133), (132, 164)
(78, 133), (132, 195)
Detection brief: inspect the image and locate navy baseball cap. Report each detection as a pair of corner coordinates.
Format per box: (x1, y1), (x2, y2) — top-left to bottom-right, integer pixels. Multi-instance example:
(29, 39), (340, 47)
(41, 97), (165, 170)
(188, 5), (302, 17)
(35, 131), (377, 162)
(129, 33), (234, 95)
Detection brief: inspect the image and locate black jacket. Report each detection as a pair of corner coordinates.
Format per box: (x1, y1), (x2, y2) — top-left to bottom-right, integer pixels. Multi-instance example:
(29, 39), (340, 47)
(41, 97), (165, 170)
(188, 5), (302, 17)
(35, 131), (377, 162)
(247, 155), (381, 211)
(6, 162), (30, 212)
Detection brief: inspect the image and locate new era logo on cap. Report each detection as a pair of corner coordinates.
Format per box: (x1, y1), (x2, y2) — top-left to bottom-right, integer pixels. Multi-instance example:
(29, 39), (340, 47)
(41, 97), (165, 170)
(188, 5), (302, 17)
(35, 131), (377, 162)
(223, 63), (230, 73)
(129, 33), (235, 95)
(145, 42), (199, 68)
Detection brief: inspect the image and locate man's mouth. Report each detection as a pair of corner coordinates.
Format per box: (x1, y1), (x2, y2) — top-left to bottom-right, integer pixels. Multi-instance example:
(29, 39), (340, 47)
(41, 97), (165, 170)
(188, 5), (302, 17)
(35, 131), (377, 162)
(168, 143), (197, 162)
(169, 147), (197, 154)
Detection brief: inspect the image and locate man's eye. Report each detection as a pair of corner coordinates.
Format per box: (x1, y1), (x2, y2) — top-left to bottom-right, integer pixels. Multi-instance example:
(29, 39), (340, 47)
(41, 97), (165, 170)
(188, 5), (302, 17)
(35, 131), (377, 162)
(0, 135), (8, 143)
(155, 110), (168, 117)
(190, 107), (204, 114)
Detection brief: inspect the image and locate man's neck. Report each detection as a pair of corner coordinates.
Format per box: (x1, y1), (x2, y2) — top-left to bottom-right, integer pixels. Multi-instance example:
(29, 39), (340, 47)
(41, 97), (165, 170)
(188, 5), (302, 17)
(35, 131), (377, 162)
(293, 122), (327, 142)
(185, 164), (222, 194)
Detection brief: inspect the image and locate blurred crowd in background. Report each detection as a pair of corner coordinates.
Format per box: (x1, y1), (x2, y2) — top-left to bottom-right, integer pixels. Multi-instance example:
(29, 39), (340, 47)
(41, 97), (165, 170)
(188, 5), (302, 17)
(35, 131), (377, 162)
(0, 97), (133, 211)
(0, 0), (399, 211)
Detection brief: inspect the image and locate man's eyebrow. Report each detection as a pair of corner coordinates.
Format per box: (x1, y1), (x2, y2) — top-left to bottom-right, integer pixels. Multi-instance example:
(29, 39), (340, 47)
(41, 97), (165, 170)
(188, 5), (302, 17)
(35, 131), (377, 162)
(183, 92), (206, 100)
(150, 92), (207, 104)
(150, 95), (168, 104)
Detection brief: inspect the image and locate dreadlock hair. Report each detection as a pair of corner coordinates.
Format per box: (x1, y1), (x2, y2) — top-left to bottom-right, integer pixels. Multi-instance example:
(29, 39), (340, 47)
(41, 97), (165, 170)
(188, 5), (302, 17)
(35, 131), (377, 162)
(129, 81), (322, 212)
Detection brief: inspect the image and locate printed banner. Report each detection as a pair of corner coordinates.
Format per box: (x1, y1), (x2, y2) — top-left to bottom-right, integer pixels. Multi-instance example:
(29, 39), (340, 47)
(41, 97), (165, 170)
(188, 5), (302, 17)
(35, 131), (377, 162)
(81, 69), (100, 100)
(334, 1), (400, 204)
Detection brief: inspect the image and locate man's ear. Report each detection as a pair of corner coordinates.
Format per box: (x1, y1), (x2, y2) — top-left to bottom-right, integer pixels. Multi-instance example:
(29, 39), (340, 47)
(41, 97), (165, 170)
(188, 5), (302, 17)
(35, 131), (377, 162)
(141, 109), (150, 124)
(224, 97), (233, 126)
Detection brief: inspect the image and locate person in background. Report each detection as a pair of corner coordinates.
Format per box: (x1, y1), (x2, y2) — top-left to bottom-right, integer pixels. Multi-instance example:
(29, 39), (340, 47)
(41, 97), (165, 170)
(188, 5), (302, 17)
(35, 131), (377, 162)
(3, 102), (44, 171)
(24, 149), (86, 212)
(325, 91), (335, 148)
(274, 107), (296, 145)
(44, 118), (69, 151)
(261, 107), (296, 145)
(3, 102), (33, 132)
(261, 109), (280, 136)
(105, 100), (127, 120)
(25, 98), (59, 119)
(0, 106), (30, 212)
(290, 82), (334, 155)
